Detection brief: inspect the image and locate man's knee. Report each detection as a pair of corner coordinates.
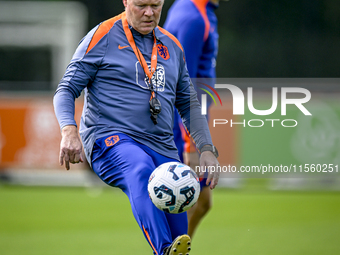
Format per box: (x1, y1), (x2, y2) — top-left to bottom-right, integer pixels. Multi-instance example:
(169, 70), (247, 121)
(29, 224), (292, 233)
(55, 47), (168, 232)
(197, 188), (212, 215)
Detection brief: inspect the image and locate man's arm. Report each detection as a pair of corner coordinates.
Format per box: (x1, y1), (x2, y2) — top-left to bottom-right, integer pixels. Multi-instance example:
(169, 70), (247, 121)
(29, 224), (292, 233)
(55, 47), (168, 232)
(53, 25), (107, 170)
(175, 53), (219, 189)
(165, 11), (216, 165)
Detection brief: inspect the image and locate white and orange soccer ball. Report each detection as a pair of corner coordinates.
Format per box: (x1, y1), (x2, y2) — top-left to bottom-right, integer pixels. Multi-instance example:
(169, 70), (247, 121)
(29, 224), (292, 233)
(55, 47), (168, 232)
(148, 162), (200, 214)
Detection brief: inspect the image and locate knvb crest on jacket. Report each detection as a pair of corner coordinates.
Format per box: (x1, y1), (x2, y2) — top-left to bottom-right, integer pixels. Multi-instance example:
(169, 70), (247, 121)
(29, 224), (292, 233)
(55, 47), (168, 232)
(136, 61), (166, 92)
(157, 44), (170, 60)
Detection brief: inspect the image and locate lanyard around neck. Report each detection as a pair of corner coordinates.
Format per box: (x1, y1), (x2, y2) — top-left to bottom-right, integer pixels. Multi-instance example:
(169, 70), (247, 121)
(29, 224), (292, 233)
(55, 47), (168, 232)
(122, 13), (158, 96)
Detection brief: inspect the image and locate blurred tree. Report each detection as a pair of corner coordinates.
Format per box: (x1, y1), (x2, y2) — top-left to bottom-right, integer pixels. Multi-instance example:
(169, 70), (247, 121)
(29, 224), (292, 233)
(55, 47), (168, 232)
(214, 0), (339, 77)
(1, 0), (339, 87)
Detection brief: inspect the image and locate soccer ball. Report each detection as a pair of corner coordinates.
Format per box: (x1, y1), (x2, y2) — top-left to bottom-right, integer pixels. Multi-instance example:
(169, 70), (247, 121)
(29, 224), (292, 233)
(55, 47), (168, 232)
(148, 162), (200, 214)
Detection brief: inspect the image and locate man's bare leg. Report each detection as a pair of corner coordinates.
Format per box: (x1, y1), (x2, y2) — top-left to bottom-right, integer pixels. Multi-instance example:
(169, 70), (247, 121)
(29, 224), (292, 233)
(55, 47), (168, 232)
(187, 186), (212, 238)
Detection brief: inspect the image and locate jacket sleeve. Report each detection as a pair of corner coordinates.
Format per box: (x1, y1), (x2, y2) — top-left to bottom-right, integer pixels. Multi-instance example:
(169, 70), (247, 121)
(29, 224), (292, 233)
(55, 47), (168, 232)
(53, 25), (107, 130)
(175, 49), (213, 152)
(173, 16), (205, 78)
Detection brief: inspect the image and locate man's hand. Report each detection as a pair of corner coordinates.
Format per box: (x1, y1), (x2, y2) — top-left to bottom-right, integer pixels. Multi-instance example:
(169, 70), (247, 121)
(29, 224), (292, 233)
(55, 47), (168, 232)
(199, 151), (220, 190)
(59, 125), (83, 170)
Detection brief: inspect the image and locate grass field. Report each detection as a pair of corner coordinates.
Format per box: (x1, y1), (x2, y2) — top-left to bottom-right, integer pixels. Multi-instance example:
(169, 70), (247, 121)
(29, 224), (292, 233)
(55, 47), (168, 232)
(1, 181), (340, 255)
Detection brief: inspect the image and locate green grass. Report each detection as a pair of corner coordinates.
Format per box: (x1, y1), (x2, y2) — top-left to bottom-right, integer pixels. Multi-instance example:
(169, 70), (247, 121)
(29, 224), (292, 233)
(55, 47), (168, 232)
(0, 183), (339, 255)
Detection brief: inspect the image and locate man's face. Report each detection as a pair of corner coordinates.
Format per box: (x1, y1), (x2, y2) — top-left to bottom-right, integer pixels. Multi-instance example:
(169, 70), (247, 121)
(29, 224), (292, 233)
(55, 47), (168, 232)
(123, 0), (164, 35)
